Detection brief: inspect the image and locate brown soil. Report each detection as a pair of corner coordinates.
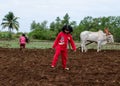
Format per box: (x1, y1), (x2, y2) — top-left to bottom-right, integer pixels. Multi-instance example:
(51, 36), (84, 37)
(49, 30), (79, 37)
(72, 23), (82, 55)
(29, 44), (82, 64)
(0, 48), (120, 86)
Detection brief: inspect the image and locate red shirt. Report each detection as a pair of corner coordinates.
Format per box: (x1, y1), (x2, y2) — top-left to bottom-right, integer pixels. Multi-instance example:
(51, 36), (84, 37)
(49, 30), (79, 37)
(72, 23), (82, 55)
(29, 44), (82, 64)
(52, 32), (76, 51)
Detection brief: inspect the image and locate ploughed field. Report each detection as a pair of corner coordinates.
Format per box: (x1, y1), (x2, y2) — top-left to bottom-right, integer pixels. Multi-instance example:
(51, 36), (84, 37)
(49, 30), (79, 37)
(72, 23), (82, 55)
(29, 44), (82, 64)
(0, 48), (120, 86)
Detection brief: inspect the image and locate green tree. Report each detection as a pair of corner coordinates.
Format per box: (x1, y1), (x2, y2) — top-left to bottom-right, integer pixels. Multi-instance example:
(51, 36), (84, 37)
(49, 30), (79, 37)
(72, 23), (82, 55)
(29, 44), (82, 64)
(1, 12), (19, 38)
(30, 20), (48, 31)
(61, 13), (70, 25)
(50, 22), (56, 31)
(30, 20), (37, 31)
(49, 17), (62, 35)
(40, 20), (48, 30)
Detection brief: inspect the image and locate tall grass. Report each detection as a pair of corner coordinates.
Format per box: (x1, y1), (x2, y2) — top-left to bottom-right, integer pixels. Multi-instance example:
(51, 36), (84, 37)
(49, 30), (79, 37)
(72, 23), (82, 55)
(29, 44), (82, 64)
(0, 40), (53, 49)
(82, 42), (120, 50)
(0, 40), (120, 50)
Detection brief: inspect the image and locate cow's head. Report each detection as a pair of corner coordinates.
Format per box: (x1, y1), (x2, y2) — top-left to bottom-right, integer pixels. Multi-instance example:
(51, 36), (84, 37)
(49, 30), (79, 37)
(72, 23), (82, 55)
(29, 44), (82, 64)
(107, 34), (114, 43)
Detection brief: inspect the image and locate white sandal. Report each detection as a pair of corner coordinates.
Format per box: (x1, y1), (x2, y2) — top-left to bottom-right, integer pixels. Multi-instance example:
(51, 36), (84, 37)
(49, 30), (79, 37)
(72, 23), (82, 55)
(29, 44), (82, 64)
(51, 65), (55, 68)
(64, 68), (69, 70)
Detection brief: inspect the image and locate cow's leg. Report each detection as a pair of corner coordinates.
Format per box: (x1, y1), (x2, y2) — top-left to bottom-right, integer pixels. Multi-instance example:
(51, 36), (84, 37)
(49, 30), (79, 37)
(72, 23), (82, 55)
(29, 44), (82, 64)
(84, 42), (87, 52)
(83, 41), (87, 52)
(81, 41), (87, 52)
(81, 41), (84, 52)
(97, 41), (101, 52)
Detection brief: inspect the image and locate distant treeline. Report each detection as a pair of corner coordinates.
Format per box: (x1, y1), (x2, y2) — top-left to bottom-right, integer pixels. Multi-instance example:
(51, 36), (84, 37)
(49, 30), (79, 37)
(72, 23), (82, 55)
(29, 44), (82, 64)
(28, 14), (120, 42)
(1, 13), (120, 42)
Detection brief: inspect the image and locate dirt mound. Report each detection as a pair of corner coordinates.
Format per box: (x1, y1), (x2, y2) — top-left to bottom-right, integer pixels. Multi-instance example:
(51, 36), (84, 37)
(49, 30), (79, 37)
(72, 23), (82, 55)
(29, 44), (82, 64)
(0, 48), (120, 86)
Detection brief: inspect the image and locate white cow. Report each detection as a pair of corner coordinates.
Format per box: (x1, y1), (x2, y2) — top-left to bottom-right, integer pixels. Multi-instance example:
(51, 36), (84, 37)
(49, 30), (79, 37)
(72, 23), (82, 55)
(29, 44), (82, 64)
(80, 30), (114, 52)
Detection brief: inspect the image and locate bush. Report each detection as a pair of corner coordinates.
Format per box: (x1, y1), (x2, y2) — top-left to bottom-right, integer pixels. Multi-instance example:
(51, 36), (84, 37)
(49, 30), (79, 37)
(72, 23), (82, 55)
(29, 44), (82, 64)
(28, 29), (56, 40)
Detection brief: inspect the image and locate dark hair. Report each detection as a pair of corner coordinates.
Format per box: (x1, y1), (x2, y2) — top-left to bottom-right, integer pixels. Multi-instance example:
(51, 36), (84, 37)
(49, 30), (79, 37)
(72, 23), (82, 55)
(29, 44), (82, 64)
(25, 36), (29, 43)
(62, 25), (73, 33)
(22, 33), (25, 36)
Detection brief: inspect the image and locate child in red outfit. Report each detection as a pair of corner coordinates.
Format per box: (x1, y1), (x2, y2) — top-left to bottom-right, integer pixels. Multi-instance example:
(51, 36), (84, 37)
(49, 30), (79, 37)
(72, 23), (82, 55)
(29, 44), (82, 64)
(51, 25), (76, 70)
(19, 33), (26, 50)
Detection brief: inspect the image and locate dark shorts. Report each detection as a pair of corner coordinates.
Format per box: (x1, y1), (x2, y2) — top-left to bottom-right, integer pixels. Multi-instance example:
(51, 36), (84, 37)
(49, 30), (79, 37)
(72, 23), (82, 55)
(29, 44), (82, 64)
(20, 44), (26, 48)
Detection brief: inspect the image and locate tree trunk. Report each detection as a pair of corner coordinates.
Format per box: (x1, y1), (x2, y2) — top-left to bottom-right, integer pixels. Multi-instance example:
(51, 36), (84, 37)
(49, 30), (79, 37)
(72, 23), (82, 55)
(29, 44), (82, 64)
(8, 28), (12, 39)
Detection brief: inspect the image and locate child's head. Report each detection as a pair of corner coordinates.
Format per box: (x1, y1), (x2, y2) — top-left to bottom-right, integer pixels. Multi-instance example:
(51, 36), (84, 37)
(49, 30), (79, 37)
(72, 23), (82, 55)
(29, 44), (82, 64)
(22, 33), (25, 36)
(62, 25), (73, 33)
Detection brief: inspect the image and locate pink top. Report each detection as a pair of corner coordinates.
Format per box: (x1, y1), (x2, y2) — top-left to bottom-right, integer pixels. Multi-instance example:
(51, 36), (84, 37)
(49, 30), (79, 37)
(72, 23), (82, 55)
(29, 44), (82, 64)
(19, 36), (26, 44)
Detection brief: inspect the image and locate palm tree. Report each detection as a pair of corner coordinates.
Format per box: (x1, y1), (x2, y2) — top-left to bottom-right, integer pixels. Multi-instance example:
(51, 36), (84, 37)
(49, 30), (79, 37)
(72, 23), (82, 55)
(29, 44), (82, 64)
(1, 11), (19, 38)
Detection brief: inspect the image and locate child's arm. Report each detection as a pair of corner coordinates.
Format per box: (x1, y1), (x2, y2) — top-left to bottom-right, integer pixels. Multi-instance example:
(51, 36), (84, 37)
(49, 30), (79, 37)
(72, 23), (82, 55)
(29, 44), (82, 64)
(69, 35), (76, 51)
(52, 32), (61, 48)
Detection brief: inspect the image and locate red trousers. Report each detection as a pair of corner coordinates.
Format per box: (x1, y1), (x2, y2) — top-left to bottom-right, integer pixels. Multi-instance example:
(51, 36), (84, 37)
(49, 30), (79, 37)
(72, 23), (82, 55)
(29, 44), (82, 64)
(51, 47), (68, 69)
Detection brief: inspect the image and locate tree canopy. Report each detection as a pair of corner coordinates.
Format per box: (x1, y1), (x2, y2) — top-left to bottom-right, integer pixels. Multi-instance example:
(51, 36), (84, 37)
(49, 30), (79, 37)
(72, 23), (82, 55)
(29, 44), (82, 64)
(1, 11), (19, 38)
(1, 12), (120, 42)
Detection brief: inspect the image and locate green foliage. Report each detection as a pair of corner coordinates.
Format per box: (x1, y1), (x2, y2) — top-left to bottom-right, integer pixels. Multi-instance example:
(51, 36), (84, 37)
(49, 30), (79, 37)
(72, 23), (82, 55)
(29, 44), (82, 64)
(1, 12), (120, 42)
(0, 32), (9, 38)
(30, 13), (77, 40)
(0, 31), (15, 39)
(76, 16), (120, 42)
(113, 28), (120, 42)
(29, 15), (120, 42)
(1, 11), (19, 38)
(28, 29), (56, 40)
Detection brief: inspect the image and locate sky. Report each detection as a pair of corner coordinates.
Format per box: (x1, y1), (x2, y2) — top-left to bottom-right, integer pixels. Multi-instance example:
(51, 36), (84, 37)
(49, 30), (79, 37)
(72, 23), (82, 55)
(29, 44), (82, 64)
(0, 0), (120, 33)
